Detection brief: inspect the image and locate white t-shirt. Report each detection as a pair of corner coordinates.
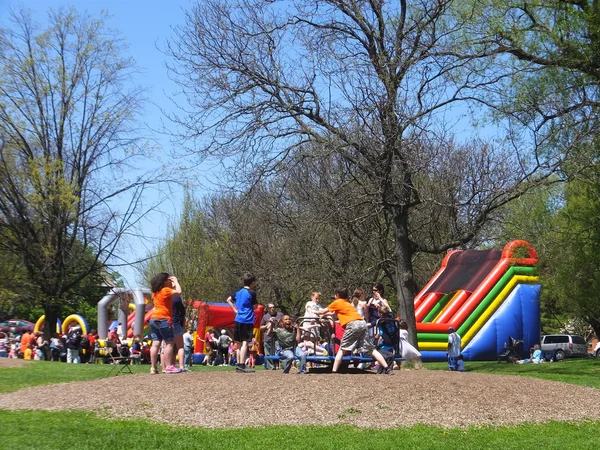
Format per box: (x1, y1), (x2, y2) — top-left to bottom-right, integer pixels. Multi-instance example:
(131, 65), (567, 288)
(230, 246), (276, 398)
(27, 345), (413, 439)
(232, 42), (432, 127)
(183, 332), (193, 349)
(448, 332), (462, 357)
(304, 300), (319, 318)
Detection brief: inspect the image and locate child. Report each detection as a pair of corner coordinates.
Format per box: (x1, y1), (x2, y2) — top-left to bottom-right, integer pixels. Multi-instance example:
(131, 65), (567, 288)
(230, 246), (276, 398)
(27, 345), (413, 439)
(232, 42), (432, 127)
(9, 339), (18, 358)
(229, 342), (238, 366)
(24, 342), (35, 360)
(298, 330), (327, 356)
(267, 315), (307, 374)
(398, 320), (421, 359)
(226, 272), (259, 373)
(316, 288), (391, 374)
(246, 337), (258, 368)
(457, 354), (465, 371)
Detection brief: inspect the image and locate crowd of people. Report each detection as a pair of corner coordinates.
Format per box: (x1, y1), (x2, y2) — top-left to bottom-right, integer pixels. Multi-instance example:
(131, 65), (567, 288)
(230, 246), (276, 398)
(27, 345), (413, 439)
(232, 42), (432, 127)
(0, 272), (466, 374)
(0, 326), (99, 363)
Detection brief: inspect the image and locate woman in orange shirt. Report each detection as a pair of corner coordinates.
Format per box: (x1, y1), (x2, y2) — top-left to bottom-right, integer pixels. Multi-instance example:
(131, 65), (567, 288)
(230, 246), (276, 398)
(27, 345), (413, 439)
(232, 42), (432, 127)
(149, 272), (182, 374)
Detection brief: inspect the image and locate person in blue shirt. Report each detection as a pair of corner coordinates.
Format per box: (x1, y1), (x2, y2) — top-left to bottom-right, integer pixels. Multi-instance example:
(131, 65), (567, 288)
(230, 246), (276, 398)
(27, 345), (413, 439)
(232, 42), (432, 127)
(226, 273), (258, 373)
(517, 344), (544, 364)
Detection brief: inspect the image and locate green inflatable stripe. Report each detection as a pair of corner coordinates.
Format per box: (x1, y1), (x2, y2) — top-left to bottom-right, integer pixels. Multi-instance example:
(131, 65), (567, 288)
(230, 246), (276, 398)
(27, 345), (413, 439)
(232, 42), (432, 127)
(422, 292), (453, 322)
(417, 333), (448, 341)
(456, 266), (537, 336)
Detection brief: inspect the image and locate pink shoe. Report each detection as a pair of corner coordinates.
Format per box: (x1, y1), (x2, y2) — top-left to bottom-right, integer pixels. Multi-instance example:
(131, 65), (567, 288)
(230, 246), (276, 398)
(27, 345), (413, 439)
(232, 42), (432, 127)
(164, 365), (182, 374)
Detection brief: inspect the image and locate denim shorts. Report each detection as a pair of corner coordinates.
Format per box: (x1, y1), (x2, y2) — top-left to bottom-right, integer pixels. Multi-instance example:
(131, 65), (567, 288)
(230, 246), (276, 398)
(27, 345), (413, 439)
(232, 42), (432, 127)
(149, 318), (175, 342)
(173, 322), (184, 337)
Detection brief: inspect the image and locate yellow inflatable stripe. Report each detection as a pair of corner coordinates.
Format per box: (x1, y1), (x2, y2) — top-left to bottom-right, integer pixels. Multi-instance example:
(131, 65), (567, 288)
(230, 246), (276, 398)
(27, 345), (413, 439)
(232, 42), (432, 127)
(418, 276), (539, 351)
(419, 342), (447, 351)
(462, 275), (538, 346)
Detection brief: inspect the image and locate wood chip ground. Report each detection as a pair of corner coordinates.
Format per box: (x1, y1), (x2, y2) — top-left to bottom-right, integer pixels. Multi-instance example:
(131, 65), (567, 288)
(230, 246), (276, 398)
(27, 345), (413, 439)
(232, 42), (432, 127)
(2, 361), (599, 429)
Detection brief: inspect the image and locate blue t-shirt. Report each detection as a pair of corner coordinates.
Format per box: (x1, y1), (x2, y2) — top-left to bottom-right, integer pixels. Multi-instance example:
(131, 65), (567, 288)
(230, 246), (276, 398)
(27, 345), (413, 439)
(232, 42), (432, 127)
(234, 287), (257, 325)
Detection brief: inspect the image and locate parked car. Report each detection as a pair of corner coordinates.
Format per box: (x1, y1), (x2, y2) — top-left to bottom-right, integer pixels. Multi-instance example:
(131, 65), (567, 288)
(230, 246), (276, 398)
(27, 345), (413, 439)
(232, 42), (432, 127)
(594, 341), (600, 358)
(540, 334), (589, 361)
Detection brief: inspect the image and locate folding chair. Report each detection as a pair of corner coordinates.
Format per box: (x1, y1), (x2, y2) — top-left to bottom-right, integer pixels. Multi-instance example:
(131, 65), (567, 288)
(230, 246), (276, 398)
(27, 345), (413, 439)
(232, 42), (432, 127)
(106, 353), (134, 376)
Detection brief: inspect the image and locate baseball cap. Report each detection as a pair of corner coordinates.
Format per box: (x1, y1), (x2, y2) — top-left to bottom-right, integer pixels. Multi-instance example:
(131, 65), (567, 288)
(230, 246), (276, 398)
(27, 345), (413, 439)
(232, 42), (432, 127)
(221, 329), (226, 334)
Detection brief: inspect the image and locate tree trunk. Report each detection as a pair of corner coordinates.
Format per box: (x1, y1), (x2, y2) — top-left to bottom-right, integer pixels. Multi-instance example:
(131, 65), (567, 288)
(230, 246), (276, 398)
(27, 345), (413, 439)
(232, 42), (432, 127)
(43, 301), (61, 359)
(393, 211), (424, 368)
(589, 317), (600, 344)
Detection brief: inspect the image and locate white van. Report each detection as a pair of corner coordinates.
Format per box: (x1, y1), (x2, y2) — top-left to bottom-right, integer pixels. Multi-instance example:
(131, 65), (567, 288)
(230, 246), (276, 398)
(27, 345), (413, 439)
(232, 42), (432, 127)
(540, 334), (588, 361)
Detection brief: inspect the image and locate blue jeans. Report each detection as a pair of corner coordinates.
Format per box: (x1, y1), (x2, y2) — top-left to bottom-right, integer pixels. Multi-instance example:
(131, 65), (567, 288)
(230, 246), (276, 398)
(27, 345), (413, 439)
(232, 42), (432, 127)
(281, 346), (307, 374)
(263, 337), (276, 369)
(448, 355), (459, 371)
(184, 346), (193, 366)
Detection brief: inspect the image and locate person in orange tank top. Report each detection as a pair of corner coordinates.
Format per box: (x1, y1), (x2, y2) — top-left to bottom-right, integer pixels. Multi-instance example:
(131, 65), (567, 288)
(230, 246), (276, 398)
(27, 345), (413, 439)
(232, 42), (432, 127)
(149, 272), (182, 374)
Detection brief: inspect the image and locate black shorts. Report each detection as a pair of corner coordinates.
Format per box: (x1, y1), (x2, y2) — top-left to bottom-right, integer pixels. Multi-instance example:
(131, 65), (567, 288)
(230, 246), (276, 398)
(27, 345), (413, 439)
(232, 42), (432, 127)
(234, 322), (254, 343)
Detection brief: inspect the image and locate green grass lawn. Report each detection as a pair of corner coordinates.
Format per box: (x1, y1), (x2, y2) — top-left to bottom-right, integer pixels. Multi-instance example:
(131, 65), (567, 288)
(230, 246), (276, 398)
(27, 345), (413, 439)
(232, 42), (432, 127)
(1, 358), (598, 449)
(426, 358), (600, 389)
(0, 410), (598, 450)
(0, 360), (235, 393)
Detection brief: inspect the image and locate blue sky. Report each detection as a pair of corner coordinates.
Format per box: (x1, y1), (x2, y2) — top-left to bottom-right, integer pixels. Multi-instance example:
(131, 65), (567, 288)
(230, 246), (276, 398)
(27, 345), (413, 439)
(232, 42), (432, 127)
(0, 1), (202, 288)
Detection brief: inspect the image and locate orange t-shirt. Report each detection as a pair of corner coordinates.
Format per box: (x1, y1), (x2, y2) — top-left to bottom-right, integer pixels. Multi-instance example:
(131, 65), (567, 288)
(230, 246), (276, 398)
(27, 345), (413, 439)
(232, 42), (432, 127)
(327, 299), (363, 328)
(151, 287), (174, 320)
(20, 333), (31, 353)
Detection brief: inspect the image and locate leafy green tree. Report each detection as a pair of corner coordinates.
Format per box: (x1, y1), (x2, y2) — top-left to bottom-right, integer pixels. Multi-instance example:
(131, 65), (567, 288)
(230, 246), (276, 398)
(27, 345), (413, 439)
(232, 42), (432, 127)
(495, 173), (600, 338)
(0, 248), (39, 321)
(0, 8), (161, 339)
(167, 0), (567, 348)
(139, 191), (231, 303)
(545, 174), (600, 338)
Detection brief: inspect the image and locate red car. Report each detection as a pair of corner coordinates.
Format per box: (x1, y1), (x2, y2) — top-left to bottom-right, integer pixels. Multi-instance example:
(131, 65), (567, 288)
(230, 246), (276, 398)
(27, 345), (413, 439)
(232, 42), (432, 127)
(0, 319), (35, 334)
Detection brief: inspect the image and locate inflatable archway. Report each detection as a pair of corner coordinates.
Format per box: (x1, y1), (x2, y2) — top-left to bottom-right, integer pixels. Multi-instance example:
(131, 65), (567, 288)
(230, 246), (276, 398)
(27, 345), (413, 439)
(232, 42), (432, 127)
(61, 314), (89, 335)
(34, 315), (62, 333)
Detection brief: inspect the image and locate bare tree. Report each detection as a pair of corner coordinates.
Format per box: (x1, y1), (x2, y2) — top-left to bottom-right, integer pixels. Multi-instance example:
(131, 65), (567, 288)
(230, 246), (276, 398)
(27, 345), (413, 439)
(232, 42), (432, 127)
(166, 0), (569, 347)
(0, 8), (165, 339)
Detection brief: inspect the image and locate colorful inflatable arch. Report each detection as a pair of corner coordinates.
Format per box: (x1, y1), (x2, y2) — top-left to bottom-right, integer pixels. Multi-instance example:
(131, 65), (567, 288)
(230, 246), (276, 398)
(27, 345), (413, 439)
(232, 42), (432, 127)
(34, 316), (62, 333)
(190, 301), (265, 354)
(61, 314), (89, 335)
(35, 314), (89, 335)
(414, 240), (540, 361)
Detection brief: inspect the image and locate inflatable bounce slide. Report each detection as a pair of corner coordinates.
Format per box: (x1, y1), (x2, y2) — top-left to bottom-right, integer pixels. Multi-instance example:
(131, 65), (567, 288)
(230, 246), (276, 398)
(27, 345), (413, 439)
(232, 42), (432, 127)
(190, 301), (265, 355)
(415, 240), (540, 361)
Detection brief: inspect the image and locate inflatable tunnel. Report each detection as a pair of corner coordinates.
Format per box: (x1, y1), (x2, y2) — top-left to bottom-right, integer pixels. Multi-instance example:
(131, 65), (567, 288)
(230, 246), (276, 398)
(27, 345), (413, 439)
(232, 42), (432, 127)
(414, 240), (540, 361)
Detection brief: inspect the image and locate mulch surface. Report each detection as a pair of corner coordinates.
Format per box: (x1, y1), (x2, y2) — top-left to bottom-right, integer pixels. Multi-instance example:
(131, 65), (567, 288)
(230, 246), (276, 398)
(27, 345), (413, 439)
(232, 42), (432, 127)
(1, 366), (600, 428)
